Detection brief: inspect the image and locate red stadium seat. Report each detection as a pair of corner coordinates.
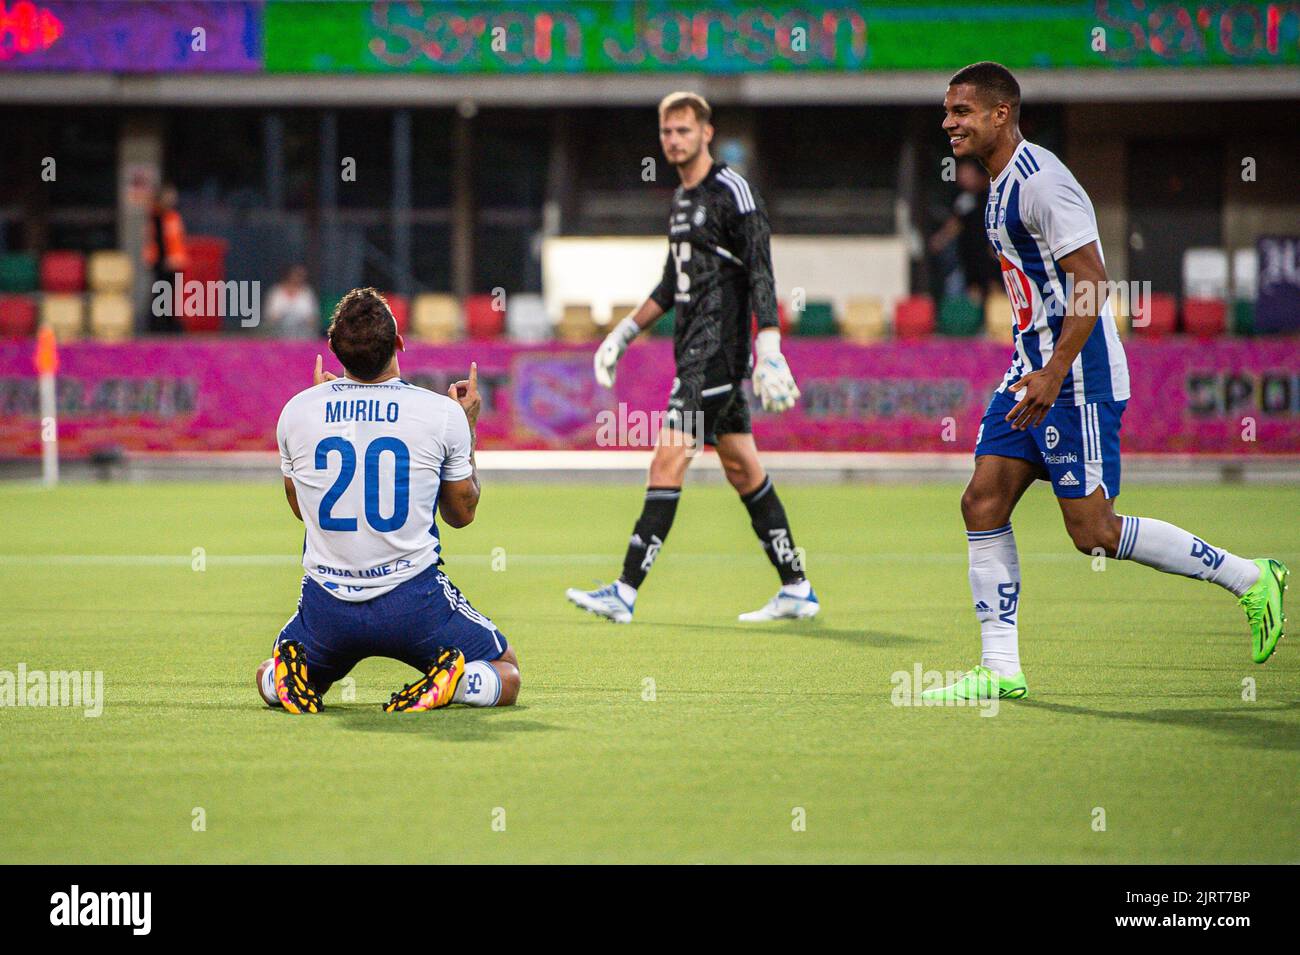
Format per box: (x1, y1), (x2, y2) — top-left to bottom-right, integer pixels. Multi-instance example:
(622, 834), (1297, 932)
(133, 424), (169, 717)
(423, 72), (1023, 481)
(185, 237), (228, 285)
(464, 293), (505, 339)
(169, 237), (229, 333)
(1182, 298), (1227, 338)
(1131, 292), (1176, 337)
(40, 251), (86, 293)
(382, 292), (410, 335)
(0, 294), (38, 337)
(178, 303), (222, 334)
(893, 294), (936, 339)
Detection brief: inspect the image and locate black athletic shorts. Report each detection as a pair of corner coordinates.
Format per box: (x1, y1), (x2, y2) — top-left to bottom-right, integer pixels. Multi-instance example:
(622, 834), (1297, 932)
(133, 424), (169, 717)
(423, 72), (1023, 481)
(665, 373), (752, 447)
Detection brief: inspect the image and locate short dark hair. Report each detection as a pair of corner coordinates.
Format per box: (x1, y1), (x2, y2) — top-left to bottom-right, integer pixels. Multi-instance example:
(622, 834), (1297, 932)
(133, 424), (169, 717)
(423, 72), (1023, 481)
(949, 61), (1021, 117)
(327, 287), (397, 381)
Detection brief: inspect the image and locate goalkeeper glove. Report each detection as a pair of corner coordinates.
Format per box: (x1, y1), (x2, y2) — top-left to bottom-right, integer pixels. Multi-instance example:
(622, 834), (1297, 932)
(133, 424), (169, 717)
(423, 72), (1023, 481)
(751, 328), (800, 413)
(594, 315), (640, 388)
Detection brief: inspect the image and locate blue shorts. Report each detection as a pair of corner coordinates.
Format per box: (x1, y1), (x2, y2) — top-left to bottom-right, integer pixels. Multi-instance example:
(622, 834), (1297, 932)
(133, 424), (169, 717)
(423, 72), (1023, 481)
(974, 389), (1127, 499)
(274, 562), (508, 694)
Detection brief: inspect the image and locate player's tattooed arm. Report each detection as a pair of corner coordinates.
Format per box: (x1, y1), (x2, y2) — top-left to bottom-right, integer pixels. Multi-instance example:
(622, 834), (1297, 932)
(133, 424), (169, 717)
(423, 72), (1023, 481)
(441, 363), (482, 528)
(1006, 240), (1107, 430)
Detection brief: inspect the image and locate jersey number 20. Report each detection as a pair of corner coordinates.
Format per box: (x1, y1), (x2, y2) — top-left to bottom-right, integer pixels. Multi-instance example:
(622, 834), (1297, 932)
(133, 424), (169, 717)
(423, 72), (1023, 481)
(315, 436), (410, 532)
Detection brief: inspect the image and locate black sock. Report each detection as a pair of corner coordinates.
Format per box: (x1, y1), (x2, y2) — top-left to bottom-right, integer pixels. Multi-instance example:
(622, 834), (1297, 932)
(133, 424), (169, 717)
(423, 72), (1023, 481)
(741, 476), (805, 586)
(620, 486), (681, 589)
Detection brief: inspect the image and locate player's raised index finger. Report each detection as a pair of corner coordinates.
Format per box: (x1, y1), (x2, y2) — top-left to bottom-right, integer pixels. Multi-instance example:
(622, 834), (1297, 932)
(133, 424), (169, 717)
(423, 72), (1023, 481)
(314, 354), (323, 379)
(469, 361), (478, 390)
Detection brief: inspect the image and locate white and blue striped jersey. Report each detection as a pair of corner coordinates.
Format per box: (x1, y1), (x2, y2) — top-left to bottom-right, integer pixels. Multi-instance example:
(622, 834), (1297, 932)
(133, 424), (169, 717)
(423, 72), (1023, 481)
(985, 140), (1129, 405)
(277, 377), (474, 602)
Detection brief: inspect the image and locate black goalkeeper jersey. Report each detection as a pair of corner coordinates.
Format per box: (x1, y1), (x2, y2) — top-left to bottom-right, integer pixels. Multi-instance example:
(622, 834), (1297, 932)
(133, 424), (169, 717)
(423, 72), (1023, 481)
(648, 161), (779, 387)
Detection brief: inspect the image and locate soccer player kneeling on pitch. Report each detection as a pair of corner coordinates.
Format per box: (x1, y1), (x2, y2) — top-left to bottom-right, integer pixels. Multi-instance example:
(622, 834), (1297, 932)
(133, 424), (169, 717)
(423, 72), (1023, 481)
(256, 288), (520, 713)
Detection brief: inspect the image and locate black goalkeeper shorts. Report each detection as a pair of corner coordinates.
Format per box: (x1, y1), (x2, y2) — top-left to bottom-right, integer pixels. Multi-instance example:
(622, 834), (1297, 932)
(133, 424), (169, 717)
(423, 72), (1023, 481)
(665, 374), (751, 447)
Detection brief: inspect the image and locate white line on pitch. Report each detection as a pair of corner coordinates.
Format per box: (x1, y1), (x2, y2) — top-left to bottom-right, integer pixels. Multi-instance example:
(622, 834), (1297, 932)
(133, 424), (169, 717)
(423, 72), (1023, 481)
(0, 552), (1081, 565)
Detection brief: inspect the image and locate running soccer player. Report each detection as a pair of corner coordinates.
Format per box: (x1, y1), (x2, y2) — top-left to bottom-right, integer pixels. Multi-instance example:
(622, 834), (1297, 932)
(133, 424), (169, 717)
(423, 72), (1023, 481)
(924, 62), (1287, 701)
(565, 92), (817, 624)
(255, 288), (520, 713)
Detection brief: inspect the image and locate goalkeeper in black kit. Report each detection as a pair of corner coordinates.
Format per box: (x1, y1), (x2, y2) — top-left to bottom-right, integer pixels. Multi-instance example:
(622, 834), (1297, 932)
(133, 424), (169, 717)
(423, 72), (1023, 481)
(566, 92), (820, 624)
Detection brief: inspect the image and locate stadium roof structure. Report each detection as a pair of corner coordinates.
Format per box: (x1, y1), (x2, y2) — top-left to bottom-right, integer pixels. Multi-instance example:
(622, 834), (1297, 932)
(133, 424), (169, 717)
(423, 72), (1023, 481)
(7, 67), (1299, 107)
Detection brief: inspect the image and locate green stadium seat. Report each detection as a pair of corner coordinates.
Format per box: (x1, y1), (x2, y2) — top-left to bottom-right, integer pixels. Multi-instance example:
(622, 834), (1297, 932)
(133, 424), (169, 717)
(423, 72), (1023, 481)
(0, 253), (38, 293)
(1232, 300), (1255, 336)
(938, 296), (983, 336)
(652, 309), (674, 336)
(795, 301), (836, 336)
(320, 292), (345, 334)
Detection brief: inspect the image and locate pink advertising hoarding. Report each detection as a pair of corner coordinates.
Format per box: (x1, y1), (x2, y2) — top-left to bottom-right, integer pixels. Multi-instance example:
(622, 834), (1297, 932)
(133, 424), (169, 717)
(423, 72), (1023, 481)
(0, 338), (1297, 457)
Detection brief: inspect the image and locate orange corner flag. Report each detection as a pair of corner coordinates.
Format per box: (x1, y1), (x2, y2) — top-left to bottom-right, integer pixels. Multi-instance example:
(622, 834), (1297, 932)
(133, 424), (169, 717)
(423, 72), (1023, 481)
(34, 325), (59, 376)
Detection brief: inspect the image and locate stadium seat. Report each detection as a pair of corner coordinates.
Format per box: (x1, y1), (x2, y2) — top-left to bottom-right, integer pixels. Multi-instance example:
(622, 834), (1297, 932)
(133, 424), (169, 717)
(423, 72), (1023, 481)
(88, 251), (133, 293)
(506, 293), (551, 343)
(982, 292), (1014, 344)
(0, 253), (38, 293)
(0, 294), (38, 337)
(893, 295), (935, 339)
(839, 296), (885, 343)
(40, 251), (86, 293)
(411, 293), (462, 343)
(1232, 248), (1257, 302)
(319, 292), (344, 333)
(41, 294), (85, 342)
(1232, 299), (1255, 336)
(651, 308), (675, 336)
(1131, 292), (1176, 337)
(382, 292), (409, 335)
(465, 293), (505, 339)
(89, 293), (133, 341)
(185, 237), (228, 285)
(1112, 300), (1132, 339)
(180, 311), (222, 334)
(557, 304), (600, 343)
(795, 301), (836, 336)
(1182, 248), (1229, 300)
(1182, 298), (1227, 338)
(937, 296), (982, 336)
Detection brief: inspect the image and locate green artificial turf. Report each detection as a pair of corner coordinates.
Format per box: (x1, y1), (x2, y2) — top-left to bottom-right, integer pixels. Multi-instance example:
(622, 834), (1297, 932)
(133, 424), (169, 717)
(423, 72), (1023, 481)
(0, 480), (1296, 863)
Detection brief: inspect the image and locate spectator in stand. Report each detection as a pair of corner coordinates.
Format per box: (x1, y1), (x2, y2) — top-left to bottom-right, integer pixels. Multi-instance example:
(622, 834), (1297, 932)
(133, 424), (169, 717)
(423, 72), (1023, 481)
(143, 183), (188, 334)
(264, 265), (320, 339)
(929, 158), (1001, 305)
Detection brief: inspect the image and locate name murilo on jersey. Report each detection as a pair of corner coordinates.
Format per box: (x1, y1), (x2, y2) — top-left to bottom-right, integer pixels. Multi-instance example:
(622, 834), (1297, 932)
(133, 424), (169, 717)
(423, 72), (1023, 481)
(325, 398), (401, 424)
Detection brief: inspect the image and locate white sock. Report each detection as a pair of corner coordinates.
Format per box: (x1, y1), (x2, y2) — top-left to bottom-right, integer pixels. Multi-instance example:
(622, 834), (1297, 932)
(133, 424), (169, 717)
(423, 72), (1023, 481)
(781, 579), (812, 599)
(1116, 516), (1260, 597)
(452, 660), (503, 707)
(968, 523), (1022, 677)
(260, 659), (278, 704)
(614, 580), (637, 606)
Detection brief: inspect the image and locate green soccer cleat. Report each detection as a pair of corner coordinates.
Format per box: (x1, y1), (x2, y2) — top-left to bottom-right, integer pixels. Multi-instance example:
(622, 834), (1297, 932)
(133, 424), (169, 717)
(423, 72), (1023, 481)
(919, 665), (1028, 702)
(1240, 558), (1288, 664)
